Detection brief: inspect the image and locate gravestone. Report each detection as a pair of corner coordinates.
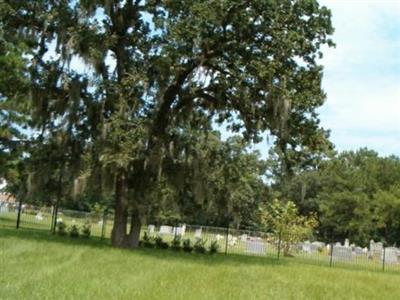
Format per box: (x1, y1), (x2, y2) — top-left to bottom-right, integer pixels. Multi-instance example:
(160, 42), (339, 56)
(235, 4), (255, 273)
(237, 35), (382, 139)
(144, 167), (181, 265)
(0, 204), (9, 213)
(246, 240), (265, 254)
(159, 225), (173, 235)
(35, 212), (44, 221)
(302, 241), (312, 253)
(383, 248), (399, 264)
(312, 241), (325, 251)
(228, 235), (237, 246)
(332, 245), (353, 262)
(344, 238), (350, 247)
(148, 224), (155, 234)
(215, 234), (223, 241)
(354, 247), (364, 256)
(240, 234), (248, 242)
(194, 228), (202, 239)
(173, 225), (186, 236)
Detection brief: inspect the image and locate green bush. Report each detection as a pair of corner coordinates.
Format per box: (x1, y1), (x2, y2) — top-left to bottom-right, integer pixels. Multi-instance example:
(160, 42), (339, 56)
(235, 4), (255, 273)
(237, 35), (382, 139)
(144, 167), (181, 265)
(182, 239), (193, 253)
(57, 221), (67, 236)
(209, 240), (219, 254)
(170, 236), (181, 251)
(141, 231), (155, 248)
(69, 225), (80, 238)
(155, 236), (169, 249)
(81, 222), (91, 238)
(194, 238), (207, 254)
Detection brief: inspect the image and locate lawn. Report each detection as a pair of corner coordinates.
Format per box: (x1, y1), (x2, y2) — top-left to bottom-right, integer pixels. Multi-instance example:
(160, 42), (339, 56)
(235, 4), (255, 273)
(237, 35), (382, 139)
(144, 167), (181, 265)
(0, 228), (399, 300)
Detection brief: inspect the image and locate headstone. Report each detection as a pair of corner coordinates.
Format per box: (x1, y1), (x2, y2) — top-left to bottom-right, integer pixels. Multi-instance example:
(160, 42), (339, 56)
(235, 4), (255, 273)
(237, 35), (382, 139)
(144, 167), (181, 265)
(173, 226), (186, 236)
(159, 225), (173, 235)
(0, 204), (9, 213)
(240, 234), (248, 242)
(354, 247), (363, 256)
(302, 241), (312, 253)
(370, 241), (383, 256)
(344, 238), (350, 247)
(245, 240), (265, 254)
(148, 224), (155, 234)
(228, 236), (237, 246)
(332, 245), (353, 262)
(35, 212), (43, 221)
(216, 234), (223, 241)
(194, 228), (202, 239)
(312, 241), (325, 251)
(383, 247), (399, 264)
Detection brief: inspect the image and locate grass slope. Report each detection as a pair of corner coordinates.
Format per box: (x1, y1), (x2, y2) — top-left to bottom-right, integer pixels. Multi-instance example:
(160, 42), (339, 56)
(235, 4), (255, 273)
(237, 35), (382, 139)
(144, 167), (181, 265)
(0, 228), (399, 300)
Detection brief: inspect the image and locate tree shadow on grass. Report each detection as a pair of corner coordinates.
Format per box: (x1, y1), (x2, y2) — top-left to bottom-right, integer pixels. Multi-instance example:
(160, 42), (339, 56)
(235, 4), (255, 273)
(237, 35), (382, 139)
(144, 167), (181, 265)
(0, 226), (283, 268)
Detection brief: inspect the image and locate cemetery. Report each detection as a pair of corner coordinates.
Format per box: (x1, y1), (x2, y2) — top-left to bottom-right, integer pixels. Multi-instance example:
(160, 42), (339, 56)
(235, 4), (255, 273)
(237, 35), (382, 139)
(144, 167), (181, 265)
(1, 0), (400, 299)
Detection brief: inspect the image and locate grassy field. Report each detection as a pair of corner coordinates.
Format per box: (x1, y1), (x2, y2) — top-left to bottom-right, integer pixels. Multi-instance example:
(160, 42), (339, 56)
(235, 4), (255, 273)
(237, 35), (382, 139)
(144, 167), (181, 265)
(1, 227), (399, 300)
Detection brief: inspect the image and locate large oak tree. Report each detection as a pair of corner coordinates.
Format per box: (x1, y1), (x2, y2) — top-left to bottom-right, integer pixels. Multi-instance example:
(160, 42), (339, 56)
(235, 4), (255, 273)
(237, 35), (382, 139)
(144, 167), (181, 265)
(2, 0), (334, 248)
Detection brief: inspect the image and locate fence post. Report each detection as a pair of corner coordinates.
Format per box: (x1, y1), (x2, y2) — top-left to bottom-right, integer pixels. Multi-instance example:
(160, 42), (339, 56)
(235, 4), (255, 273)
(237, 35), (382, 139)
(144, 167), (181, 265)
(382, 247), (386, 272)
(329, 242), (334, 267)
(16, 198), (22, 229)
(101, 212), (107, 240)
(52, 204), (59, 234)
(50, 205), (55, 231)
(277, 230), (282, 260)
(224, 225), (229, 255)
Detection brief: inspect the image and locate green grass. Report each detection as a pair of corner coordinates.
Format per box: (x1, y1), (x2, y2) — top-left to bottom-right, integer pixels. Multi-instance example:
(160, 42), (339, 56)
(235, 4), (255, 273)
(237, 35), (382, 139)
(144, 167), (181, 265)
(1, 228), (399, 300)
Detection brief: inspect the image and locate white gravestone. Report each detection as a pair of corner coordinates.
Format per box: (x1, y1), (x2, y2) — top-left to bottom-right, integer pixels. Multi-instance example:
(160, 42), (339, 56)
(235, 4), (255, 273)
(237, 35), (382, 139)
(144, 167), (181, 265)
(35, 212), (44, 221)
(159, 225), (173, 235)
(173, 226), (186, 236)
(240, 234), (248, 242)
(354, 247), (364, 256)
(0, 204), (9, 213)
(194, 228), (202, 239)
(332, 245), (353, 262)
(228, 235), (237, 246)
(246, 240), (265, 254)
(383, 248), (399, 264)
(148, 225), (155, 234)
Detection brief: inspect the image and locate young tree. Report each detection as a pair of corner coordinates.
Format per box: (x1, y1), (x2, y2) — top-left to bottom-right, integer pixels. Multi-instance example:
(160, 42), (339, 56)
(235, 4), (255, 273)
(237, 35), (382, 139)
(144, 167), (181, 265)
(260, 199), (317, 256)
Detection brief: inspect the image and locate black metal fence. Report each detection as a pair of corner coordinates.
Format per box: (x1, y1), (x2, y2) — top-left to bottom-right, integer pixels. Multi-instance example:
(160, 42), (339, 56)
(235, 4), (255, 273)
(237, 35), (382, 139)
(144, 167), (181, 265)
(1, 200), (399, 273)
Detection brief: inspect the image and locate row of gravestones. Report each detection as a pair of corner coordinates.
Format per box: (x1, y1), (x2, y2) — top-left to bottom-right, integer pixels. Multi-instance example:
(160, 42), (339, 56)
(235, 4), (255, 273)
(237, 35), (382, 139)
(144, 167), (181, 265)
(146, 225), (267, 254)
(300, 239), (400, 265)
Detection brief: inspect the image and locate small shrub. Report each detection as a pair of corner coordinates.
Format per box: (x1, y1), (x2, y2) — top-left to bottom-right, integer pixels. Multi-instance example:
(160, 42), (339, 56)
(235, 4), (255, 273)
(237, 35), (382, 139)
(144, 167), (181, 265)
(182, 239), (193, 253)
(171, 236), (181, 251)
(57, 221), (67, 236)
(194, 238), (207, 254)
(209, 240), (219, 254)
(142, 231), (155, 248)
(81, 222), (91, 238)
(69, 225), (80, 238)
(155, 236), (169, 249)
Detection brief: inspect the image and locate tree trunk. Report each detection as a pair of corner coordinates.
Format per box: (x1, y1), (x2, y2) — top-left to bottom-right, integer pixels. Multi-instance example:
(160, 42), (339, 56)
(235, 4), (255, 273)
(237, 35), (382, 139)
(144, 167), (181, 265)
(111, 172), (142, 249)
(127, 208), (141, 248)
(111, 172), (129, 247)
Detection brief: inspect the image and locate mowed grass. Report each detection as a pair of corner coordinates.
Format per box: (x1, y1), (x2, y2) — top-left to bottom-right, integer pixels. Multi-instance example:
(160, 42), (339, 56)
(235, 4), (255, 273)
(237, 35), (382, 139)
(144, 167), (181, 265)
(1, 228), (399, 300)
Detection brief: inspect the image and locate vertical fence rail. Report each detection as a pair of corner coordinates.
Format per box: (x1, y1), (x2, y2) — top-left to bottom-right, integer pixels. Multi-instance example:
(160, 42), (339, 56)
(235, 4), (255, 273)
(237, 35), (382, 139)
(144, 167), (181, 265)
(101, 212), (107, 240)
(382, 247), (386, 272)
(277, 231), (282, 260)
(16, 199), (22, 229)
(224, 225), (229, 255)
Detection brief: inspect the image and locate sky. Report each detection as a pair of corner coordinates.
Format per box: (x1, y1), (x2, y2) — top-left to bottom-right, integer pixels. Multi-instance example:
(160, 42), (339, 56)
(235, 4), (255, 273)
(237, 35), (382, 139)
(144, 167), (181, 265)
(317, 0), (400, 156)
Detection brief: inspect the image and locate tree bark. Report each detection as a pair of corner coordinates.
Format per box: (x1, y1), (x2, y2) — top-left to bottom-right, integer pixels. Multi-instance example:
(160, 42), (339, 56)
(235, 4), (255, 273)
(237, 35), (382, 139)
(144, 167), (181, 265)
(127, 207), (141, 248)
(111, 172), (129, 247)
